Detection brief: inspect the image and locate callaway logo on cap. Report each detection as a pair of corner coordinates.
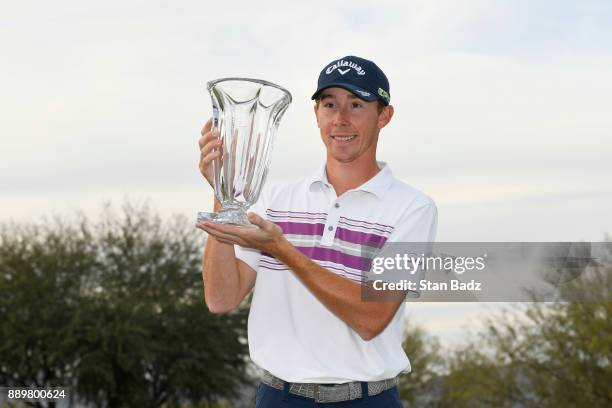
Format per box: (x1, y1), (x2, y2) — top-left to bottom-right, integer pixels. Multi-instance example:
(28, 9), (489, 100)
(311, 55), (391, 105)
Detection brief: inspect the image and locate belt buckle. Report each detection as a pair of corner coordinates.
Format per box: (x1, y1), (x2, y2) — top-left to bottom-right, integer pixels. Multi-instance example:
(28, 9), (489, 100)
(313, 383), (352, 403)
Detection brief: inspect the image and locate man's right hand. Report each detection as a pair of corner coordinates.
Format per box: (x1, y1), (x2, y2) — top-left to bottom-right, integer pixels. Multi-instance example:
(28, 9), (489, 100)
(198, 118), (223, 187)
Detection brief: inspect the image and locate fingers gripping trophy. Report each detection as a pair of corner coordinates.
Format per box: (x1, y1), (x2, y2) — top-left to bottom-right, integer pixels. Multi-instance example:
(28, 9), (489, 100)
(198, 78), (292, 226)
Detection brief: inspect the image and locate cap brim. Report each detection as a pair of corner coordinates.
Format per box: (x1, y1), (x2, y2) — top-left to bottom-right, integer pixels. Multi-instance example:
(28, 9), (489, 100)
(311, 83), (380, 103)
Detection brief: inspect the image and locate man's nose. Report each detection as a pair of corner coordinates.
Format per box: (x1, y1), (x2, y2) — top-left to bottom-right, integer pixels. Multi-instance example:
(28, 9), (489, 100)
(333, 106), (350, 126)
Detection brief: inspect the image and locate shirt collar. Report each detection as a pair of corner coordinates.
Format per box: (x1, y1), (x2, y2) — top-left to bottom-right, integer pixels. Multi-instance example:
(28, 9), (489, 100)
(308, 161), (394, 198)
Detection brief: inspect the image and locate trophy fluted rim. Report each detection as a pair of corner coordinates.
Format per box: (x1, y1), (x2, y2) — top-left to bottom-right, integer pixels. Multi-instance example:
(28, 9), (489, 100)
(206, 77), (292, 103)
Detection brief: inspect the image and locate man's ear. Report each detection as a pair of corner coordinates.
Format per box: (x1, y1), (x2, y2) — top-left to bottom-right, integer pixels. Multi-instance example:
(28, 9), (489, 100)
(314, 103), (321, 128)
(377, 105), (394, 129)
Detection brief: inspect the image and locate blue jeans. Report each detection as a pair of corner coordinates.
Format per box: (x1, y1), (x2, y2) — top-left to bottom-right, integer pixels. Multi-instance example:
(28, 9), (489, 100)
(255, 382), (403, 407)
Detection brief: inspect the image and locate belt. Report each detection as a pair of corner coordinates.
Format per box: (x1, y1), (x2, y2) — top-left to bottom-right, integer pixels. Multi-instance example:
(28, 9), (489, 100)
(261, 371), (398, 403)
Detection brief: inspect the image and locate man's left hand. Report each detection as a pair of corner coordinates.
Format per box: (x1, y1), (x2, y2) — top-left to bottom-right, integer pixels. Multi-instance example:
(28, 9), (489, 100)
(196, 212), (287, 256)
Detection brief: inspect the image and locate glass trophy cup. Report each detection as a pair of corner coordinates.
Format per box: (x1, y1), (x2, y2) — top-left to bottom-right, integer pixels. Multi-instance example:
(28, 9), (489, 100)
(197, 78), (292, 226)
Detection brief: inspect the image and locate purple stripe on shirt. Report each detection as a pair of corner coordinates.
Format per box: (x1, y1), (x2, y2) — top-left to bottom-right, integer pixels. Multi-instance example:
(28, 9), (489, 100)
(261, 253), (361, 274)
(261, 252), (368, 280)
(336, 226), (388, 248)
(274, 221), (326, 236)
(270, 220), (388, 249)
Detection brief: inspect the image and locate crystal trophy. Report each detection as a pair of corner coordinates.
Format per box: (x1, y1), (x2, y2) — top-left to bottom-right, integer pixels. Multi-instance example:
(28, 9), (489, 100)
(197, 78), (292, 225)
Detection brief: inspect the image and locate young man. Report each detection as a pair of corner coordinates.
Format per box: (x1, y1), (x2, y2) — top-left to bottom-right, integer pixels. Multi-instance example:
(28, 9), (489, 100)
(197, 56), (437, 407)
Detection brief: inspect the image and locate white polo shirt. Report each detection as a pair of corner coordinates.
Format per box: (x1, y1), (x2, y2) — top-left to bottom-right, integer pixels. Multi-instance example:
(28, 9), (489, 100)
(235, 162), (437, 383)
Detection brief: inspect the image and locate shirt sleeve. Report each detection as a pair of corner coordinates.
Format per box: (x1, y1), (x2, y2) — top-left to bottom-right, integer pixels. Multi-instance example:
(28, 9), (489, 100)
(397, 201), (437, 298)
(234, 193), (267, 273)
(390, 201), (438, 243)
(366, 201), (438, 298)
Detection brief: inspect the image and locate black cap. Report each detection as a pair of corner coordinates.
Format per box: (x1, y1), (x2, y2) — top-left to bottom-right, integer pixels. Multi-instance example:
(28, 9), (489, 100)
(311, 56), (390, 105)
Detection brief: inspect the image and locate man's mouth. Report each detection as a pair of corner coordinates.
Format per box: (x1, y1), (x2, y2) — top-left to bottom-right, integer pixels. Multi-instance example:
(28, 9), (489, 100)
(331, 134), (357, 142)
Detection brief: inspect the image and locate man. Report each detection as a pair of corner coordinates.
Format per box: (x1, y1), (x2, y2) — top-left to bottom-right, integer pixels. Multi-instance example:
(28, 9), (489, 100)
(197, 56), (437, 407)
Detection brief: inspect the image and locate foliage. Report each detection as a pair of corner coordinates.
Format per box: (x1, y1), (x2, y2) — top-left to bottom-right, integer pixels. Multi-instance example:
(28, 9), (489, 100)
(439, 260), (612, 407)
(397, 323), (444, 406)
(0, 203), (251, 408)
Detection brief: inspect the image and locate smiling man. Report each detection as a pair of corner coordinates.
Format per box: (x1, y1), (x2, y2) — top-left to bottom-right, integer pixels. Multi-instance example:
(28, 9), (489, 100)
(197, 56), (437, 407)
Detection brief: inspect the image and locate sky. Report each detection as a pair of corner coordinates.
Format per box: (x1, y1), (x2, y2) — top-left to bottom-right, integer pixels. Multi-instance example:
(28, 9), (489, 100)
(1, 0), (611, 348)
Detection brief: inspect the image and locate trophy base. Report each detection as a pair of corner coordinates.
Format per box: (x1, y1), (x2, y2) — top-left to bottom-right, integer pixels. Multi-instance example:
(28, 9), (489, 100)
(197, 210), (252, 227)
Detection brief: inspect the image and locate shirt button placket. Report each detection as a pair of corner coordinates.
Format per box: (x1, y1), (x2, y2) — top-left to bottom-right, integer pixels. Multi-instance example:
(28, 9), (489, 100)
(329, 203), (340, 232)
(322, 201), (341, 246)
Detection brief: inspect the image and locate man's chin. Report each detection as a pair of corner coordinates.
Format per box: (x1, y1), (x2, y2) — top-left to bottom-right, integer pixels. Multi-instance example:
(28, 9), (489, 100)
(329, 152), (359, 164)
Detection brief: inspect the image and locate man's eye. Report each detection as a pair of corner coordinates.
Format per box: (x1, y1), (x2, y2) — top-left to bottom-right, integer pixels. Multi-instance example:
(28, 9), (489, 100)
(351, 103), (362, 108)
(323, 103), (335, 108)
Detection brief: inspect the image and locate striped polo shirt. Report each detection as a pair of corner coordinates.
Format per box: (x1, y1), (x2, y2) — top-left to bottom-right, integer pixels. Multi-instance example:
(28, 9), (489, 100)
(235, 162), (437, 383)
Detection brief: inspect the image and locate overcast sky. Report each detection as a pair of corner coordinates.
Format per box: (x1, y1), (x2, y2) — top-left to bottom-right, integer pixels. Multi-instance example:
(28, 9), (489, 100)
(2, 0), (611, 347)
